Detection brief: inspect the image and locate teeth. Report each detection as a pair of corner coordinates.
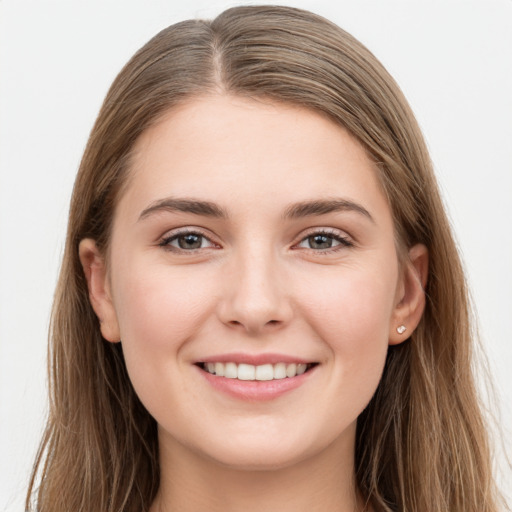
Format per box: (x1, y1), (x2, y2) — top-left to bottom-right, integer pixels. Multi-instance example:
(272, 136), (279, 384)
(237, 363), (255, 381)
(274, 363), (287, 379)
(296, 363), (307, 375)
(255, 364), (273, 381)
(286, 363), (297, 378)
(202, 362), (314, 380)
(214, 362), (224, 377)
(224, 362), (237, 379)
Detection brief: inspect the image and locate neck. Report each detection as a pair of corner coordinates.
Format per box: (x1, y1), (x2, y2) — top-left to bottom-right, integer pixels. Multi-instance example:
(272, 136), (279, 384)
(151, 426), (367, 512)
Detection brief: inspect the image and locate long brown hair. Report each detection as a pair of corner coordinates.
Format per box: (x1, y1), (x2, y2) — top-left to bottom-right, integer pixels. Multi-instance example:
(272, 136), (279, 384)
(27, 5), (504, 511)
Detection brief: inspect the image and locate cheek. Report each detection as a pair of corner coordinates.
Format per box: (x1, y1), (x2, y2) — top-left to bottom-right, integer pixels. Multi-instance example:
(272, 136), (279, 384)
(110, 259), (218, 384)
(109, 259), (220, 421)
(114, 262), (212, 340)
(298, 264), (397, 393)
(301, 264), (397, 342)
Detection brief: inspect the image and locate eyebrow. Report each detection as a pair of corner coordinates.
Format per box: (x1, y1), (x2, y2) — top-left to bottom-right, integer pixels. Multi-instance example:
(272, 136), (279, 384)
(138, 197), (373, 223)
(282, 198), (374, 223)
(139, 198), (229, 221)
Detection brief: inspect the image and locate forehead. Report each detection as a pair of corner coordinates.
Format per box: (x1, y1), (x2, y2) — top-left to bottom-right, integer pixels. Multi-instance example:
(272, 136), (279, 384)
(117, 94), (390, 224)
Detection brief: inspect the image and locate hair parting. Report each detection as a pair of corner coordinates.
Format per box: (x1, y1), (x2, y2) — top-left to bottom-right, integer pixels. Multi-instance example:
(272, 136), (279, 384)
(26, 5), (506, 512)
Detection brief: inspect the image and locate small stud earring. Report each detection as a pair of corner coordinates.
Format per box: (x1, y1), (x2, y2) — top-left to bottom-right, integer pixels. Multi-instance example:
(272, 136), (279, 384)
(397, 325), (406, 334)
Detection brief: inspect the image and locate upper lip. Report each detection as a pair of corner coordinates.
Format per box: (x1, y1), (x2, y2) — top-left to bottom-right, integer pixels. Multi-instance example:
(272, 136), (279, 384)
(197, 353), (316, 366)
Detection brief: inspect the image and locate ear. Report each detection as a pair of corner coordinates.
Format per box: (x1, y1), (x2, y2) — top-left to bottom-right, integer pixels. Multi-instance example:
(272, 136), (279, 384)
(389, 243), (428, 345)
(78, 238), (121, 343)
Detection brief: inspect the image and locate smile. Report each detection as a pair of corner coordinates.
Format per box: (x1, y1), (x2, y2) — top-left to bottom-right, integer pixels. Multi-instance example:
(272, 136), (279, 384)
(198, 362), (317, 381)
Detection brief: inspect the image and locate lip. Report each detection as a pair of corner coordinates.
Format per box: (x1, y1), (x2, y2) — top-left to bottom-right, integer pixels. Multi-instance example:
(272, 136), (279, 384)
(198, 352), (313, 365)
(194, 356), (318, 401)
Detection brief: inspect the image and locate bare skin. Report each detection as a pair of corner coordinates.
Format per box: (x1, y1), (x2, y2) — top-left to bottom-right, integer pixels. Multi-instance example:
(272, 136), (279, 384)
(153, 428), (362, 512)
(80, 95), (427, 512)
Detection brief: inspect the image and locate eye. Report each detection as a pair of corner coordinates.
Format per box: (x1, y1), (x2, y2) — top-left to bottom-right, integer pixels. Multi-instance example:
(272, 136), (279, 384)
(296, 230), (353, 251)
(159, 230), (217, 251)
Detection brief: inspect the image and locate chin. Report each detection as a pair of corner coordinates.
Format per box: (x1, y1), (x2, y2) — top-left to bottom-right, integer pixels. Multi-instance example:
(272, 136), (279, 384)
(192, 428), (331, 472)
(207, 446), (310, 472)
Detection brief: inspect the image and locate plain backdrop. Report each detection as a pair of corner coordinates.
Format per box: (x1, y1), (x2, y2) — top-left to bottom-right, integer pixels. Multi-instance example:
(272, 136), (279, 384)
(1, 0), (511, 510)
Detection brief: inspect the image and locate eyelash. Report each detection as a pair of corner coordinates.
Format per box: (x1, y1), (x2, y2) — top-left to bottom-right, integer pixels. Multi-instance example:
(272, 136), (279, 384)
(158, 228), (353, 254)
(159, 229), (218, 252)
(294, 228), (353, 252)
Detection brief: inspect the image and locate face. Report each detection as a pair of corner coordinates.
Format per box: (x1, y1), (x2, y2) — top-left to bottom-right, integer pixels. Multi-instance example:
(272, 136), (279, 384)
(81, 95), (425, 471)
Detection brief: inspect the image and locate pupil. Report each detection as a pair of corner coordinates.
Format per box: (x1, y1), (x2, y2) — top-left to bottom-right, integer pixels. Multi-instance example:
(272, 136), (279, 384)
(179, 234), (202, 249)
(310, 234), (332, 249)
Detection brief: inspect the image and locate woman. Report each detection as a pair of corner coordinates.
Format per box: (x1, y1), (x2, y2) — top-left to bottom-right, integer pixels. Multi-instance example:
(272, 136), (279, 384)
(26, 5), (504, 512)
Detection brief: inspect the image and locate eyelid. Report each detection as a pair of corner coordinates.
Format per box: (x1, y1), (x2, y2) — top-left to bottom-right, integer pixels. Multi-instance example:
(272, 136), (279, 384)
(157, 226), (354, 254)
(292, 227), (354, 252)
(158, 227), (220, 251)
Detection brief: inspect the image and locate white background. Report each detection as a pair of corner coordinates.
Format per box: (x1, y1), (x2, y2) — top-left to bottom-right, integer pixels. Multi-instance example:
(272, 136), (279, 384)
(1, 0), (511, 510)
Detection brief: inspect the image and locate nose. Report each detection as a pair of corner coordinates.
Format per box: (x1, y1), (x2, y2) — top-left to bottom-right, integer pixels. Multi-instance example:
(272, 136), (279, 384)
(217, 245), (293, 336)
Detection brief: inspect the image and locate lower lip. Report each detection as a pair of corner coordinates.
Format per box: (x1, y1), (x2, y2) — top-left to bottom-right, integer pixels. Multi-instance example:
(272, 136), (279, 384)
(196, 365), (317, 401)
